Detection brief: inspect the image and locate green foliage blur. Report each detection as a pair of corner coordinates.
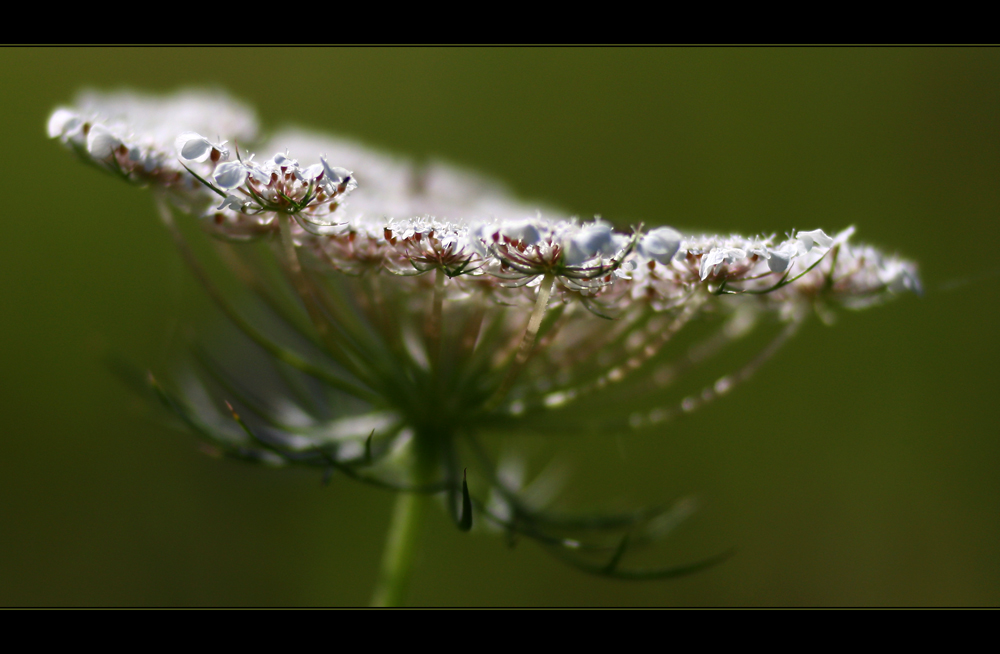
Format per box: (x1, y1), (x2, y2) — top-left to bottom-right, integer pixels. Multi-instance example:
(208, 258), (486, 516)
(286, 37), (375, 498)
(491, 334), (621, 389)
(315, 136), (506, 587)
(2, 47), (998, 606)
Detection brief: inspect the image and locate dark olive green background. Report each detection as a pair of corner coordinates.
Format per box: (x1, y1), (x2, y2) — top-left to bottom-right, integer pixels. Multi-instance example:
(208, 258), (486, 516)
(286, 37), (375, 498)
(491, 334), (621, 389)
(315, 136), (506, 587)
(2, 47), (998, 606)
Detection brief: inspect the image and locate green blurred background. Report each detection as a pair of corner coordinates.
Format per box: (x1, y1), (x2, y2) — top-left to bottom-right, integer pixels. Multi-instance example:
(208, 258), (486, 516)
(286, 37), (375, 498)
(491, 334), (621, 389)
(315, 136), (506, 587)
(2, 47), (998, 606)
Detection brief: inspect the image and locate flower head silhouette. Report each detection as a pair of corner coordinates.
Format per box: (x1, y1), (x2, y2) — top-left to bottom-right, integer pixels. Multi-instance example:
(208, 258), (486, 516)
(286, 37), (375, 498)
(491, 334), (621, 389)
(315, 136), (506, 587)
(49, 89), (920, 605)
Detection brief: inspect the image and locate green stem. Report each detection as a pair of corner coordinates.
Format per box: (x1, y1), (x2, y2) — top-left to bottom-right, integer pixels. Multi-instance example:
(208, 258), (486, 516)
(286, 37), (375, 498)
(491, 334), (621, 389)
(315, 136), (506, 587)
(370, 434), (441, 607)
(427, 267), (446, 373)
(370, 487), (431, 607)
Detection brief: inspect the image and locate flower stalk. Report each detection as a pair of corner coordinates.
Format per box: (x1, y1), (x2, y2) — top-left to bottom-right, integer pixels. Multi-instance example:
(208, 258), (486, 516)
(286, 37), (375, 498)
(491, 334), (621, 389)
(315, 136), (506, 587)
(371, 484), (432, 607)
(372, 419), (476, 606)
(485, 272), (555, 412)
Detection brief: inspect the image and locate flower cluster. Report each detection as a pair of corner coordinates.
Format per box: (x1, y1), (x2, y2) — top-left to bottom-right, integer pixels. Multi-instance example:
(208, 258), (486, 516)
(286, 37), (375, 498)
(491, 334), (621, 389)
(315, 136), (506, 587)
(50, 90), (920, 581)
(186, 145), (358, 240)
(48, 90), (257, 197)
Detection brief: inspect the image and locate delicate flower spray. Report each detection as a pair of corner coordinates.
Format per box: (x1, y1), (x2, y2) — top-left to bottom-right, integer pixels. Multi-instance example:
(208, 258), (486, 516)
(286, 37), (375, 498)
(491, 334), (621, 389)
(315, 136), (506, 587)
(50, 90), (921, 605)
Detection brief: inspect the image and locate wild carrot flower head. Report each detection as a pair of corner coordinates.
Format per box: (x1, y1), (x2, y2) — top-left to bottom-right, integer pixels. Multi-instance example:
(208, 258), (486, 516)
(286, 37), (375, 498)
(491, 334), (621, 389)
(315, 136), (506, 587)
(49, 89), (920, 579)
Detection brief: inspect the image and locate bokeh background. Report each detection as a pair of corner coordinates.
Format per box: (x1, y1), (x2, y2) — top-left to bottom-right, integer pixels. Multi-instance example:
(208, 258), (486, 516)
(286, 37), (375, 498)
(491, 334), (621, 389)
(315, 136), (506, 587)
(2, 47), (998, 606)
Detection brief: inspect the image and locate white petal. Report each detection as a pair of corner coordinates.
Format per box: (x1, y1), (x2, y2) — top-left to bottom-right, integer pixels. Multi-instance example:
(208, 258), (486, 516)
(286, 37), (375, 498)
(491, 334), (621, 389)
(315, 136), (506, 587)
(217, 194), (245, 212)
(301, 163), (324, 181)
(467, 225), (492, 257)
(832, 226), (856, 245)
(176, 132), (214, 162)
(700, 249), (725, 280)
(639, 226), (682, 264)
(247, 163), (271, 185)
(320, 157), (352, 185)
(47, 108), (81, 139)
(767, 248), (793, 273)
(500, 219), (541, 245)
(213, 161), (248, 190)
(880, 261), (922, 294)
(564, 224), (615, 266)
(699, 247), (746, 280)
(272, 153), (297, 168)
(795, 229), (834, 252)
(86, 125), (122, 159)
